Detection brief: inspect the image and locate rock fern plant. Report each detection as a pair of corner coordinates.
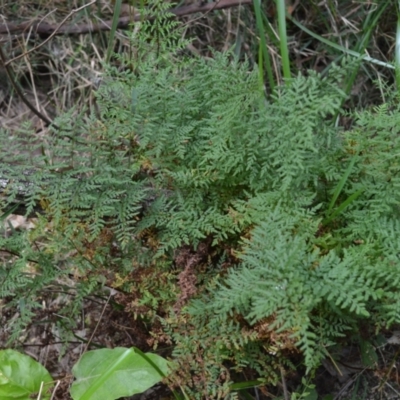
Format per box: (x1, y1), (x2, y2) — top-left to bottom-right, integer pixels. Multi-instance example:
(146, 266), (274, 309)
(1, 2), (400, 396)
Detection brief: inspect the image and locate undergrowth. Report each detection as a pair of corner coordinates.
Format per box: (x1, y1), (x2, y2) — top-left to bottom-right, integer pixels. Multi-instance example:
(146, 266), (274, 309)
(2, 2), (400, 398)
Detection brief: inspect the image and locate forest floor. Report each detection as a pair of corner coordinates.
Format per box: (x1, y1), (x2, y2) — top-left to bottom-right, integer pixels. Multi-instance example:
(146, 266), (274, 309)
(2, 210), (400, 399)
(2, 0), (400, 398)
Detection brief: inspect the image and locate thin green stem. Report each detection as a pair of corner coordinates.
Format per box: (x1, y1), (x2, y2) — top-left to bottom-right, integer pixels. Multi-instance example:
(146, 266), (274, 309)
(396, 1), (400, 91)
(253, 0), (275, 92)
(276, 0), (291, 82)
(106, 0), (123, 63)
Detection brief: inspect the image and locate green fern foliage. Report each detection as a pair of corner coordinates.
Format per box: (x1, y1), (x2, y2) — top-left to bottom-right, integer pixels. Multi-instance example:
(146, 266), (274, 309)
(2, 5), (400, 395)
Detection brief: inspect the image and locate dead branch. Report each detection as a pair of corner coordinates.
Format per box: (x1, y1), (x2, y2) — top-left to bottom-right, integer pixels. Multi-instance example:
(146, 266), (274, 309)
(4, 0), (97, 66)
(0, 0), (252, 37)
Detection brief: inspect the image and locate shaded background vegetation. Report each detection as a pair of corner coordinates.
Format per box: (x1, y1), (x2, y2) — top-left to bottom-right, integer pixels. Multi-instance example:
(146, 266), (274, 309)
(0, 0), (397, 132)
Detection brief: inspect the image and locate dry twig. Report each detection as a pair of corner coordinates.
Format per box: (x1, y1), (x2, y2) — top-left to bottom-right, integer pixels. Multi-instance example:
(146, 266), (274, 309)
(0, 0), (252, 37)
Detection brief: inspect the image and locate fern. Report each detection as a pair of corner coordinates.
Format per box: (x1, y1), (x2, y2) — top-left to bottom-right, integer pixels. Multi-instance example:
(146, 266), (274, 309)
(2, 5), (400, 396)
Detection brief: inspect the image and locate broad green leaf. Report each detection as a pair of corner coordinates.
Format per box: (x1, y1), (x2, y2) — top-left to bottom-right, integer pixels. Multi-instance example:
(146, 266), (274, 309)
(0, 349), (53, 400)
(70, 347), (170, 400)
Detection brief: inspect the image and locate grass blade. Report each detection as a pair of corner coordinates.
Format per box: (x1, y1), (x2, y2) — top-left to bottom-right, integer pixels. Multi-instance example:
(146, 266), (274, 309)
(326, 157), (357, 215)
(396, 2), (400, 91)
(276, 0), (290, 82)
(288, 15), (394, 70)
(252, 0), (275, 92)
(106, 0), (123, 63)
(323, 188), (365, 226)
(0, 203), (22, 222)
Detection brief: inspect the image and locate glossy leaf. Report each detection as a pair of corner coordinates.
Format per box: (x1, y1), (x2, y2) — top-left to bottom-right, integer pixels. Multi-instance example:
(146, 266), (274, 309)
(0, 350), (53, 400)
(70, 347), (170, 400)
